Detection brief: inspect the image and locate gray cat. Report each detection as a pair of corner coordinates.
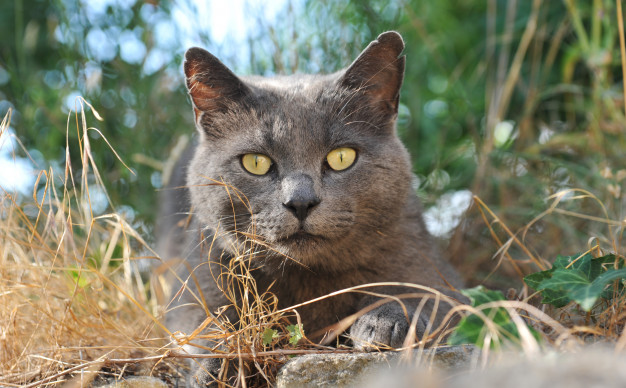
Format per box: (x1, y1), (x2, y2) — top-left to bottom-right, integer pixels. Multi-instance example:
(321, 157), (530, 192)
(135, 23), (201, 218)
(157, 31), (465, 386)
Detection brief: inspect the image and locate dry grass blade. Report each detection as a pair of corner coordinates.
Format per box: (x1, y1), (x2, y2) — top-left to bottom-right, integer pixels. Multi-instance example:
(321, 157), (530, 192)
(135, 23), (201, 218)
(473, 195), (547, 273)
(0, 104), (178, 386)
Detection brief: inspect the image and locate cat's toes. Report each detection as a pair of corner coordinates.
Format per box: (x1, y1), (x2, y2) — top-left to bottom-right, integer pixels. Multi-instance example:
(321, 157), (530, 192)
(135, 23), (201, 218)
(350, 304), (425, 350)
(187, 358), (223, 388)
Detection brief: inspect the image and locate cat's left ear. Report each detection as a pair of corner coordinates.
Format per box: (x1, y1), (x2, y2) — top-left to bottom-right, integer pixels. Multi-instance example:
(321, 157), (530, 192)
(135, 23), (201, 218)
(339, 31), (405, 116)
(184, 47), (250, 123)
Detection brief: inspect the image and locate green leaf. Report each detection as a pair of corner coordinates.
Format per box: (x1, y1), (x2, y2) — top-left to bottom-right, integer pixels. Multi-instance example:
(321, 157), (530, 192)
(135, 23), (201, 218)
(262, 327), (278, 346)
(588, 254), (620, 280)
(68, 267), (89, 289)
(449, 286), (540, 348)
(570, 268), (626, 311)
(525, 253), (626, 311)
(462, 286), (506, 304)
(537, 289), (570, 308)
(537, 268), (590, 292)
(552, 254), (578, 269)
(448, 314), (491, 347)
(287, 324), (304, 346)
(524, 270), (553, 290)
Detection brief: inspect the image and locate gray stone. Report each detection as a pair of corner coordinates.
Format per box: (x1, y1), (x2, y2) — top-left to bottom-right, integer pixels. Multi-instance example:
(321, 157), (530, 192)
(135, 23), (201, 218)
(276, 346), (477, 388)
(445, 348), (626, 388)
(95, 376), (169, 388)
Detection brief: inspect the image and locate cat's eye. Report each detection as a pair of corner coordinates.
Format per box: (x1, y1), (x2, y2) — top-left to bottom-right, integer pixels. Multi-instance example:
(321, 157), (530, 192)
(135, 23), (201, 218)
(241, 153), (272, 175)
(326, 147), (357, 171)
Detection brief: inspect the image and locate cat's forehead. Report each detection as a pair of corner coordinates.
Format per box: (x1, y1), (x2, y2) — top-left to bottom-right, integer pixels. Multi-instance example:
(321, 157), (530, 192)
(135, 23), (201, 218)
(245, 99), (336, 158)
(242, 75), (346, 143)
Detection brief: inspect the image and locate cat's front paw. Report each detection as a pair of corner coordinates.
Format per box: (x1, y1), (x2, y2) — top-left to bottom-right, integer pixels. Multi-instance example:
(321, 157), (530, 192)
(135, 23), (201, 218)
(350, 303), (426, 350)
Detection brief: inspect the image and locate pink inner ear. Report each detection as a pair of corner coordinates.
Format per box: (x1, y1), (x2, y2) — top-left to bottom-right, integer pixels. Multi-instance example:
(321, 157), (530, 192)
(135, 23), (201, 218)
(185, 57), (222, 112)
(183, 49), (249, 118)
(187, 75), (222, 113)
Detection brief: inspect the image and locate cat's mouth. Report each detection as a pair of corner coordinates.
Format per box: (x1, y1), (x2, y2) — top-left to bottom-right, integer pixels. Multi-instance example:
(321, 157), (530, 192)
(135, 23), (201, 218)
(276, 231), (324, 245)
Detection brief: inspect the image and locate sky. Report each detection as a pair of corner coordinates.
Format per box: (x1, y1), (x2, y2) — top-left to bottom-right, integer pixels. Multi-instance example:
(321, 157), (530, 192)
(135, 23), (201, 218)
(172, 0), (291, 73)
(0, 127), (35, 196)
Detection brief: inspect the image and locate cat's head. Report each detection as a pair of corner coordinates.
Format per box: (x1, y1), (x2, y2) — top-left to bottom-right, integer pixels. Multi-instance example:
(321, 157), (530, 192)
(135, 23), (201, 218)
(184, 32), (413, 270)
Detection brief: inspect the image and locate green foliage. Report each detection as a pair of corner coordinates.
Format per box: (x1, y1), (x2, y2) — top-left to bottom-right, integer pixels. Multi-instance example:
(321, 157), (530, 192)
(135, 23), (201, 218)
(1, 0), (190, 228)
(67, 266), (90, 289)
(286, 324), (304, 346)
(524, 253), (626, 311)
(449, 286), (540, 348)
(261, 324), (303, 347)
(262, 327), (278, 346)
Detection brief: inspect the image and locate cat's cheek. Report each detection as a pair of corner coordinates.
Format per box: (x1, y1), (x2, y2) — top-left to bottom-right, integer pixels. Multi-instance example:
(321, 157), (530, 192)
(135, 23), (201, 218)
(348, 162), (411, 229)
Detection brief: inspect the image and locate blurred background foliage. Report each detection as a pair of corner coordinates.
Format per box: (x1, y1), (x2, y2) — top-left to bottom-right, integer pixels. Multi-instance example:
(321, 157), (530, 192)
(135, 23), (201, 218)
(1, 0), (625, 287)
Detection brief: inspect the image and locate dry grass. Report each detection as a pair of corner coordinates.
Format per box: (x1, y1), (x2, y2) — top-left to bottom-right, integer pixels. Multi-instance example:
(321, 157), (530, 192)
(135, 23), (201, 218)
(0, 103), (179, 386)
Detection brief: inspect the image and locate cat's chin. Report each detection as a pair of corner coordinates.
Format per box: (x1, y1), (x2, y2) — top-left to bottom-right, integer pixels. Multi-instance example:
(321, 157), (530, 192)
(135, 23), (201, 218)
(269, 231), (331, 261)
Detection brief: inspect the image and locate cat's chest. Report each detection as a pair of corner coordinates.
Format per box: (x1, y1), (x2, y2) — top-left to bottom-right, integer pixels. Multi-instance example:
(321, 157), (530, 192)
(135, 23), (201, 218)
(254, 267), (369, 333)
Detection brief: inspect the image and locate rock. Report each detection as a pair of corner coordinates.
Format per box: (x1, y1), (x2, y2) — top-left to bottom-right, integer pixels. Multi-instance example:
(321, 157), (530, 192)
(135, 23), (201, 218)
(276, 346), (477, 388)
(445, 348), (626, 388)
(288, 345), (626, 388)
(95, 376), (169, 388)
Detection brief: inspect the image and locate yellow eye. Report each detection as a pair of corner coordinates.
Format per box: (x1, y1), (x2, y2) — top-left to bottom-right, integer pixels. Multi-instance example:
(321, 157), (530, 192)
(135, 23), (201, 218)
(326, 147), (356, 171)
(241, 153), (272, 175)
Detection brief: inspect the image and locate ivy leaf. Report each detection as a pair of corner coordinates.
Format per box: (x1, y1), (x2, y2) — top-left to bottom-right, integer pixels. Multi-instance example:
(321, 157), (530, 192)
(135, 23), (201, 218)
(524, 270), (553, 290)
(524, 253), (626, 311)
(262, 327), (278, 346)
(449, 286), (540, 348)
(569, 268), (626, 311)
(537, 268), (590, 293)
(521, 253), (590, 296)
(588, 254), (620, 280)
(536, 288), (570, 308)
(555, 253), (592, 273)
(287, 324), (304, 346)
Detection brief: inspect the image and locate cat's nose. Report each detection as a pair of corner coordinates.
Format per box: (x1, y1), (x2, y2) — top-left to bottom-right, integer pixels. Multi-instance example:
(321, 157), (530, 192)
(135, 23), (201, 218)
(281, 174), (321, 221)
(284, 196), (321, 222)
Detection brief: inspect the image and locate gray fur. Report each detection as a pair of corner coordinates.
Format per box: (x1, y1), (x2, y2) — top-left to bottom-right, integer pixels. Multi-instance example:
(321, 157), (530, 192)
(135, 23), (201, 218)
(158, 32), (465, 386)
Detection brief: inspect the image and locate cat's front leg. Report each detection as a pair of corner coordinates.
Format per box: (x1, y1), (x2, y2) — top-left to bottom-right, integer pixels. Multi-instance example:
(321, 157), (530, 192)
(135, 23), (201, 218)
(349, 301), (429, 350)
(187, 357), (223, 388)
(167, 293), (234, 386)
(180, 337), (238, 387)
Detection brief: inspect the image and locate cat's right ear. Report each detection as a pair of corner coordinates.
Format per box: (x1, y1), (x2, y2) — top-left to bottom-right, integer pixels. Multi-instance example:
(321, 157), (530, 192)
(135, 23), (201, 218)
(338, 31), (405, 117)
(184, 47), (249, 124)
